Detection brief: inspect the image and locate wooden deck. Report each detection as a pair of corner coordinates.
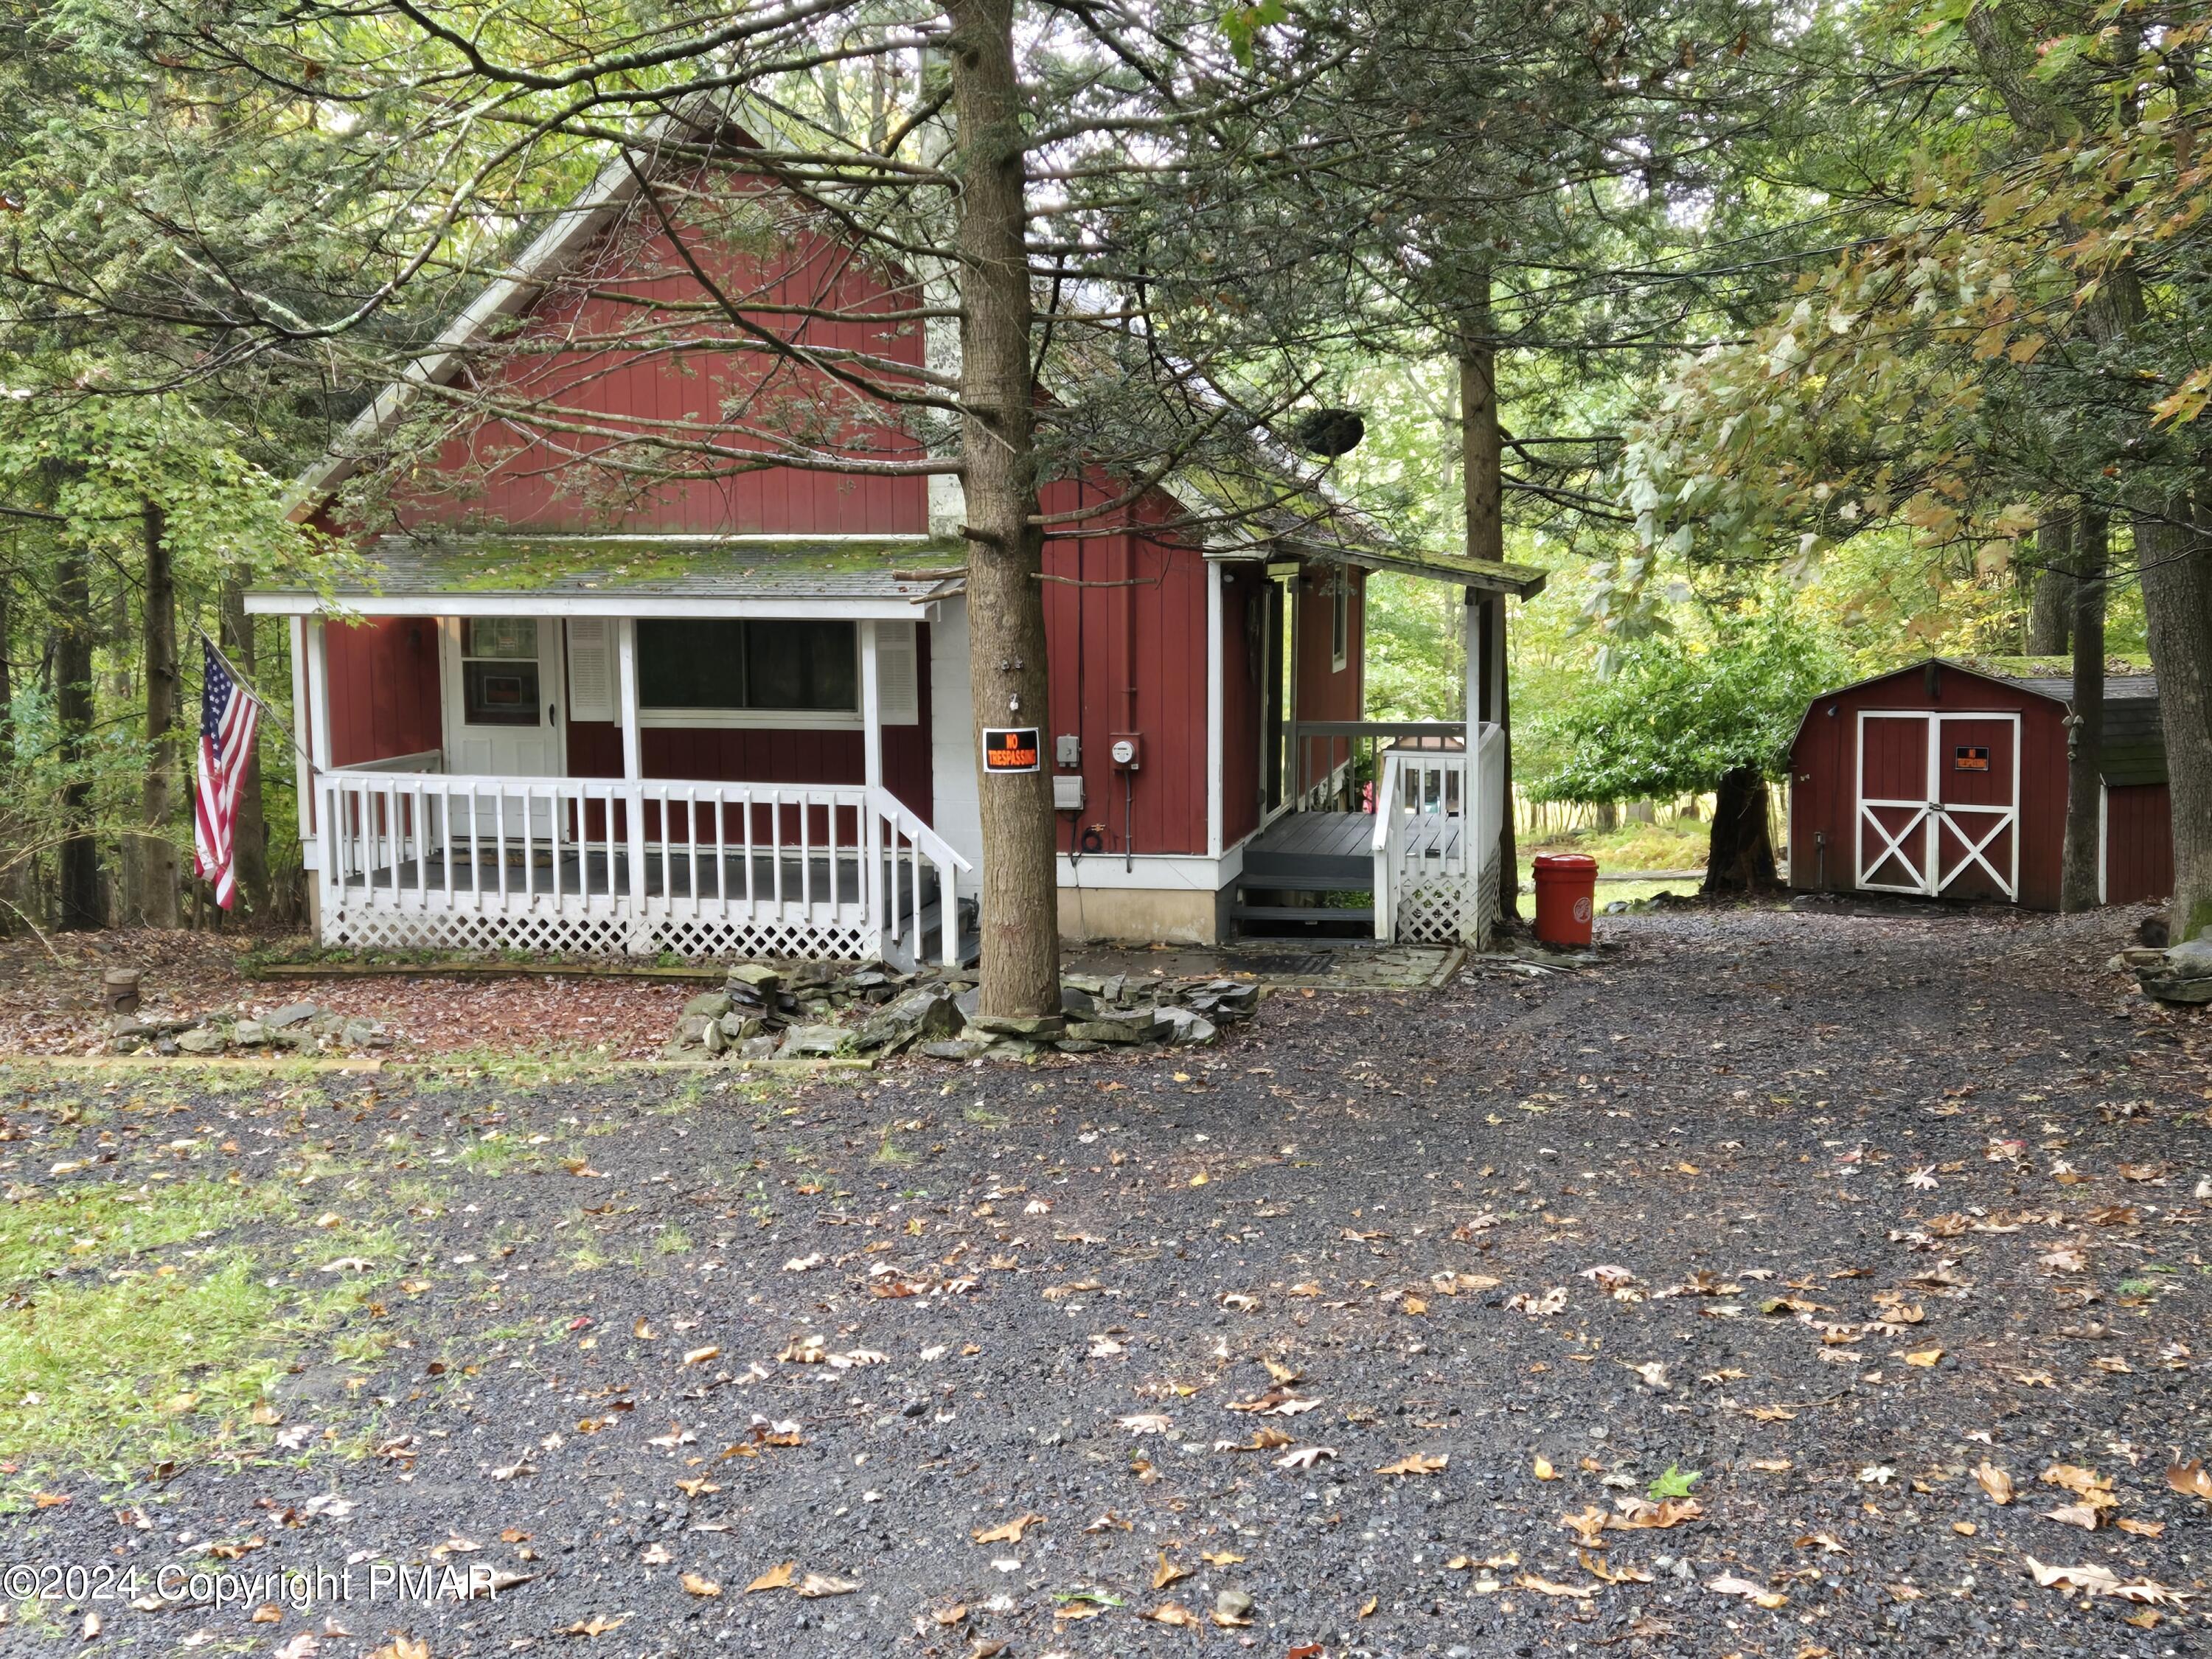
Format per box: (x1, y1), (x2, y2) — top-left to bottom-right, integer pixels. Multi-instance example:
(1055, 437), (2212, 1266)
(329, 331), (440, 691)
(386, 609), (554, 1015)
(1243, 810), (1462, 881)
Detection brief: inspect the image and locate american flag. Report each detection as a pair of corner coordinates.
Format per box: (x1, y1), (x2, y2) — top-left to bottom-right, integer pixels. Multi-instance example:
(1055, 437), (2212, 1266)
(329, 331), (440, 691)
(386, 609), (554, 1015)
(192, 636), (261, 910)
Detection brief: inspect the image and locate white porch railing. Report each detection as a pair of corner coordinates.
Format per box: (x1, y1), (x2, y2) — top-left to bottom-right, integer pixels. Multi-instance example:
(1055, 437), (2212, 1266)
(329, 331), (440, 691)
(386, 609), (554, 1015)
(313, 769), (969, 965)
(1368, 722), (1505, 945)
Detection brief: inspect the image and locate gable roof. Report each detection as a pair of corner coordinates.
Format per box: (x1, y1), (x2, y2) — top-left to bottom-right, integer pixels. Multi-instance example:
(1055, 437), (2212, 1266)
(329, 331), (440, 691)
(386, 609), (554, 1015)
(289, 100), (1546, 601)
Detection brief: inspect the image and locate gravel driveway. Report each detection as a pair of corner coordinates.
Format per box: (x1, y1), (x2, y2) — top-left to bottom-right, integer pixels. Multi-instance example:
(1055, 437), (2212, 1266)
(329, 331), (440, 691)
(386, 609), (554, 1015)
(2, 902), (2206, 1657)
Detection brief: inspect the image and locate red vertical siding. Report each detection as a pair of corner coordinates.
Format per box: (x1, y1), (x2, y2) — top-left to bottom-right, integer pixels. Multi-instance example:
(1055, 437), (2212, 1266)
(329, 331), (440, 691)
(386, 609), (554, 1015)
(323, 617), (442, 767)
(2104, 783), (2174, 904)
(389, 179), (930, 538)
(1292, 558), (1363, 793)
(1788, 664), (2070, 910)
(1037, 476), (1211, 857)
(1219, 566), (1262, 849)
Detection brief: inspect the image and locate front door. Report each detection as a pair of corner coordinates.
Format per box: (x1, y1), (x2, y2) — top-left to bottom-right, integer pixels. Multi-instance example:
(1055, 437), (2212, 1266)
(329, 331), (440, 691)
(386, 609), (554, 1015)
(444, 617), (564, 779)
(1261, 575), (1294, 818)
(1854, 710), (2020, 900)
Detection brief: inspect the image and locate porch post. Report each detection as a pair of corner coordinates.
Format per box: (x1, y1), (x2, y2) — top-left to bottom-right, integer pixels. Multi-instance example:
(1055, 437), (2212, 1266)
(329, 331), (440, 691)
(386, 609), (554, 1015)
(859, 619), (884, 945)
(1206, 562), (1223, 858)
(1464, 588), (1484, 911)
(615, 619), (649, 945)
(304, 616), (335, 938)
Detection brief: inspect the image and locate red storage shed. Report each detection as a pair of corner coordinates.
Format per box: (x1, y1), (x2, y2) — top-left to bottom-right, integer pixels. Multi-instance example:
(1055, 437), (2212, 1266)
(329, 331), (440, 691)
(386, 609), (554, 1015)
(1787, 658), (2171, 911)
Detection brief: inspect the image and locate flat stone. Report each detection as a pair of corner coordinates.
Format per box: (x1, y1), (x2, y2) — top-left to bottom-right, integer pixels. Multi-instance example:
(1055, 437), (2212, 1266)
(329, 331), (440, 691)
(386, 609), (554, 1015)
(682, 991), (732, 1020)
(788, 961), (839, 990)
(726, 964), (782, 994)
(2137, 936), (2212, 1004)
(175, 1027), (226, 1054)
(265, 1002), (321, 1030)
(919, 1038), (992, 1061)
(982, 1039), (1045, 1062)
(232, 1020), (267, 1047)
(779, 1023), (849, 1057)
(675, 1014), (714, 1046)
(737, 1036), (782, 1060)
(972, 1013), (1066, 1038)
(1063, 1018), (1152, 1046)
(339, 1018), (379, 1048)
(1059, 984), (1099, 1020)
(108, 1015), (154, 1039)
(1152, 1006), (1219, 1046)
(719, 1013), (766, 1042)
(1053, 1039), (1107, 1054)
(852, 986), (965, 1053)
(701, 1018), (728, 1056)
(1061, 973), (1107, 995)
(1216, 1589), (1255, 1620)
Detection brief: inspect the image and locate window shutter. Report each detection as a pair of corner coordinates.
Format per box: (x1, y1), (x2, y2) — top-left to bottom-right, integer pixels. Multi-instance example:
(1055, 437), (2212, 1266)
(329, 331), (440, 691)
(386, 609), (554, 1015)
(566, 619), (614, 721)
(876, 621), (919, 726)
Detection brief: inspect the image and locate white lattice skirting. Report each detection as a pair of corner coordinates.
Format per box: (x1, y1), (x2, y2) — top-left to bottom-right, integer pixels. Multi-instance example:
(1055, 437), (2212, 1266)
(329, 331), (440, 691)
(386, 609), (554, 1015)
(323, 902), (873, 962)
(1392, 849), (1501, 948)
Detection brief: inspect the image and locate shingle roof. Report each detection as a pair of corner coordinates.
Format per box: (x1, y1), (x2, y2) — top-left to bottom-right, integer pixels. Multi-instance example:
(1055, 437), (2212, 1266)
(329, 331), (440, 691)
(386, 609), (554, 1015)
(257, 533), (966, 603)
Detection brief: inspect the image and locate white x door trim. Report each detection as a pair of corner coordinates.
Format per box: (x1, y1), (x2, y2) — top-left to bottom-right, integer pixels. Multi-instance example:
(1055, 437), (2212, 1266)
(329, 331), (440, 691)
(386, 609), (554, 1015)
(1854, 709), (2022, 900)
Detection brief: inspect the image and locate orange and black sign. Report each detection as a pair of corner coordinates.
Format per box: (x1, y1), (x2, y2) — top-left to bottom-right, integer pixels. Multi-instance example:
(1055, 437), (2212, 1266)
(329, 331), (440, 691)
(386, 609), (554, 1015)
(982, 726), (1041, 773)
(1953, 745), (1990, 772)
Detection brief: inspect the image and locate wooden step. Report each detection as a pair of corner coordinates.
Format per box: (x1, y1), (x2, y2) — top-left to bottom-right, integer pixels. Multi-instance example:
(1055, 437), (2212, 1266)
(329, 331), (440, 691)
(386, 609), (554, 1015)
(1231, 903), (1375, 925)
(1237, 871), (1374, 893)
(1241, 850), (1372, 883)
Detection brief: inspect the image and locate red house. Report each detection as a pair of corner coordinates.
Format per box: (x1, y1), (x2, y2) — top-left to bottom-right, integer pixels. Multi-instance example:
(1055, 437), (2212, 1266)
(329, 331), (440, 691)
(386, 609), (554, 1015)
(1785, 658), (2172, 910)
(250, 117), (1544, 965)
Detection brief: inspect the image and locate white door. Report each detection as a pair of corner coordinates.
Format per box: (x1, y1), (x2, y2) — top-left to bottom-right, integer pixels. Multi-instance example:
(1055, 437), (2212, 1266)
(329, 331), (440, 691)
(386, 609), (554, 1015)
(444, 617), (564, 776)
(442, 619), (565, 839)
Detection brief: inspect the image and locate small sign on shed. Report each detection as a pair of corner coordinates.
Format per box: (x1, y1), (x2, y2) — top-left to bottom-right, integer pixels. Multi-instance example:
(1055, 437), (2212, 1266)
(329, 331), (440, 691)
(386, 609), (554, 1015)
(1953, 745), (1990, 772)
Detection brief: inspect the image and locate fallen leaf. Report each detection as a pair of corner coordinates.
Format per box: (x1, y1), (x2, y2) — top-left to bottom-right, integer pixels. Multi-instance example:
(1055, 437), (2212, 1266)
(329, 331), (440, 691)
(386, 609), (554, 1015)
(1152, 1552), (1191, 1590)
(1902, 1349), (1943, 1368)
(1516, 1573), (1598, 1599)
(1581, 1551), (1654, 1585)
(1377, 1453), (1447, 1477)
(2168, 1461), (2212, 1503)
(2043, 1503), (2101, 1531)
(680, 1573), (721, 1599)
(972, 1514), (1044, 1545)
(681, 1346), (720, 1367)
(1533, 1455), (1558, 1481)
(1141, 1602), (1199, 1627)
(1975, 1462), (2014, 1504)
(1274, 1445), (1336, 1470)
(1202, 1549), (1245, 1565)
(557, 1614), (625, 1636)
(1117, 1413), (1172, 1436)
(1708, 1572), (1788, 1610)
(2024, 1557), (2191, 1604)
(796, 1573), (860, 1599)
(745, 1562), (796, 1594)
(2116, 1517), (2166, 1538)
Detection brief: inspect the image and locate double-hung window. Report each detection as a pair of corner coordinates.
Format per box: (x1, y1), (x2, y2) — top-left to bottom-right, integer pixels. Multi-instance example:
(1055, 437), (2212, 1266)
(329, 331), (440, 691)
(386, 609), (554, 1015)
(636, 619), (860, 728)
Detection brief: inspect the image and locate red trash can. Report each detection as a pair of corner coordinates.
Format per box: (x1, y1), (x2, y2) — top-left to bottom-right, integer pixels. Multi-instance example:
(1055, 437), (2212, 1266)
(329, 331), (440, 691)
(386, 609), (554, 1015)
(1532, 853), (1599, 947)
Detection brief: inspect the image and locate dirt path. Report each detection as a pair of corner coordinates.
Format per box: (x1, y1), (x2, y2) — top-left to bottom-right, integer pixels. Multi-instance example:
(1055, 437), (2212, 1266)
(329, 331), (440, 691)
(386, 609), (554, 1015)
(1, 905), (2206, 1656)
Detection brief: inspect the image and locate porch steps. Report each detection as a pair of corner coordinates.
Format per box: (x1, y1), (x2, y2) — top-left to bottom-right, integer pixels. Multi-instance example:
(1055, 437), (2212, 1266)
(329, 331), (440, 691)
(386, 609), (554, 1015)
(1231, 902), (1374, 926)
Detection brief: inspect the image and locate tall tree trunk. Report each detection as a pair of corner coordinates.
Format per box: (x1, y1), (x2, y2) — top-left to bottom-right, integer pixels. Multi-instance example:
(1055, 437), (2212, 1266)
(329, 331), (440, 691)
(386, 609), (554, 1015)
(1703, 765), (1779, 893)
(220, 574), (271, 917)
(2059, 508), (2106, 912)
(2027, 512), (2071, 657)
(1458, 269), (1518, 917)
(2135, 496), (2212, 941)
(947, 0), (1058, 1017)
(55, 544), (102, 931)
(135, 502), (183, 928)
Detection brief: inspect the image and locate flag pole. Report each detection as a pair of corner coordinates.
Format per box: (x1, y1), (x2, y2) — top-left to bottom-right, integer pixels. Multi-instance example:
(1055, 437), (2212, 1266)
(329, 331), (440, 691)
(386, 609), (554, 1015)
(192, 624), (299, 752)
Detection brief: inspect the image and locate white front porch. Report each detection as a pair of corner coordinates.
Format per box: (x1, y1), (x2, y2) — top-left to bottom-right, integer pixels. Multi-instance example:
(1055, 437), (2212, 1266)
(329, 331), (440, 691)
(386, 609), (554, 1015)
(311, 768), (968, 965)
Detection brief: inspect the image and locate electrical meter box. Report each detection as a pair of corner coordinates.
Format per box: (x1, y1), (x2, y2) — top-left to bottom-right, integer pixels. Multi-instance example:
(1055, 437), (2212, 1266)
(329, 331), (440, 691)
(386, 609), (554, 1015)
(1109, 734), (1142, 770)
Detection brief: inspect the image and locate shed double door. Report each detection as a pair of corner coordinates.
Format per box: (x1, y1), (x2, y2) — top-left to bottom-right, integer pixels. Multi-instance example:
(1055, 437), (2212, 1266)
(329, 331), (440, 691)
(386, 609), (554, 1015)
(1856, 711), (2020, 902)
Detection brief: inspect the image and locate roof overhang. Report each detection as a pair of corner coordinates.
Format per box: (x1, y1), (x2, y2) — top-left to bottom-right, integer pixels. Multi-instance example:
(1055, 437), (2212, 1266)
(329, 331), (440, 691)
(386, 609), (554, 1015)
(1214, 538), (1547, 599)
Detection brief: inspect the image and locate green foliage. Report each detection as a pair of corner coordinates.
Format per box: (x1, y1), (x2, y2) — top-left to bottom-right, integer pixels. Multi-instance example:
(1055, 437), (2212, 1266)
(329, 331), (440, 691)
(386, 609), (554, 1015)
(1647, 1463), (1703, 1500)
(1530, 613), (1843, 804)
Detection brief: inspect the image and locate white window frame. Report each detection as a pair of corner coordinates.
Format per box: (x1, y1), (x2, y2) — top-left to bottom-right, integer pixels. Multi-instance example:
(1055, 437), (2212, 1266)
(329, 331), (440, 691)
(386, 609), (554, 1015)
(635, 617), (865, 731)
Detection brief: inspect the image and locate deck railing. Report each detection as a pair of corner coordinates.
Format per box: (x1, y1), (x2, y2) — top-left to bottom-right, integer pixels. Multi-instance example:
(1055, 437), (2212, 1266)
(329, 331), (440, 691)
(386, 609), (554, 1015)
(314, 768), (967, 964)
(1365, 722), (1504, 944)
(1290, 720), (1476, 811)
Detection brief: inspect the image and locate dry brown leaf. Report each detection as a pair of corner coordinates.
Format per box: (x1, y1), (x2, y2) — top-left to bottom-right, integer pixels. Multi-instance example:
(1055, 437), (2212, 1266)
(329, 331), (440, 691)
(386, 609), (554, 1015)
(931, 1604), (967, 1627)
(1358, 1595), (1378, 1618)
(1902, 1349), (1943, 1368)
(2043, 1503), (2101, 1531)
(1152, 1551), (1192, 1590)
(557, 1614), (625, 1637)
(1580, 1551), (1654, 1585)
(1377, 1453), (1447, 1477)
(2116, 1517), (2166, 1538)
(1202, 1549), (1245, 1565)
(1708, 1572), (1788, 1610)
(1516, 1573), (1598, 1600)
(1560, 1508), (1608, 1544)
(681, 1346), (720, 1367)
(1975, 1461), (2014, 1504)
(1262, 1357), (1301, 1385)
(2168, 1461), (2212, 1503)
(1609, 1496), (1703, 1531)
(745, 1562), (796, 1594)
(2024, 1557), (2191, 1604)
(679, 1573), (721, 1599)
(971, 1514), (1044, 1545)
(1141, 1602), (1199, 1627)
(796, 1573), (860, 1599)
(1532, 1455), (1558, 1481)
